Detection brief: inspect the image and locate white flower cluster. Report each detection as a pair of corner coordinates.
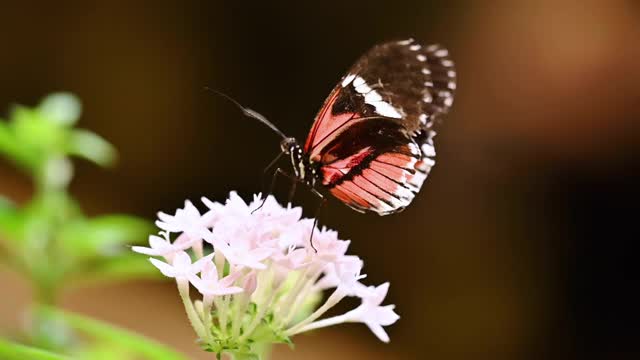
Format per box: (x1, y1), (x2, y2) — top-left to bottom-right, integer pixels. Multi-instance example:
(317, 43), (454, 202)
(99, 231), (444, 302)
(133, 192), (399, 355)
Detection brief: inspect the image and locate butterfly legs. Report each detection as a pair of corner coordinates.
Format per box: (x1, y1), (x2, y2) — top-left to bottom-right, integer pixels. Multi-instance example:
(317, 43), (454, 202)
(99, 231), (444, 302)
(308, 187), (327, 252)
(252, 165), (325, 252)
(252, 152), (286, 214)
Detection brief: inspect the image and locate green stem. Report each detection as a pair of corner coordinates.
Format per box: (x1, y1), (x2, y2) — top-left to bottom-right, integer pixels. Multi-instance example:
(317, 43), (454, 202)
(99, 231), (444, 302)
(228, 342), (272, 360)
(177, 280), (208, 341)
(0, 338), (70, 360)
(230, 353), (254, 360)
(285, 288), (345, 336)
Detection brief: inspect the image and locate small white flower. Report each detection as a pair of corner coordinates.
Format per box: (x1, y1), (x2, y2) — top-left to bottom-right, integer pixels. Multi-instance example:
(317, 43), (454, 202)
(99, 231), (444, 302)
(309, 227), (351, 264)
(205, 232), (273, 270)
(156, 200), (210, 240)
(191, 261), (244, 296)
(132, 233), (193, 261)
(343, 283), (399, 343)
(149, 251), (212, 280)
(315, 255), (365, 293)
(273, 246), (310, 270)
(333, 256), (366, 295)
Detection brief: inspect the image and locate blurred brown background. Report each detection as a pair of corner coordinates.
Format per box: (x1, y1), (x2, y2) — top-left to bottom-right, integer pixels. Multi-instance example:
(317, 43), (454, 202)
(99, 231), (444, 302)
(1, 1), (639, 359)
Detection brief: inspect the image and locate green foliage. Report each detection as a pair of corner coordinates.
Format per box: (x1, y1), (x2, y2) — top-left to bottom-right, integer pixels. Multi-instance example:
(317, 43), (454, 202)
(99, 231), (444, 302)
(0, 93), (115, 190)
(0, 93), (156, 296)
(1, 93), (177, 359)
(37, 307), (188, 360)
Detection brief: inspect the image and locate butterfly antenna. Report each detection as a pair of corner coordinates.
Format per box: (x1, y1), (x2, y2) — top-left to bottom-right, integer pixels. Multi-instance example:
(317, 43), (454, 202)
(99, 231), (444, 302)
(204, 87), (287, 139)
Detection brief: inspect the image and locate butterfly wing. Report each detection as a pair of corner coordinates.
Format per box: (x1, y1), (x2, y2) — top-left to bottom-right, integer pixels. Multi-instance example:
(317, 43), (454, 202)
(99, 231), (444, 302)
(304, 39), (456, 215)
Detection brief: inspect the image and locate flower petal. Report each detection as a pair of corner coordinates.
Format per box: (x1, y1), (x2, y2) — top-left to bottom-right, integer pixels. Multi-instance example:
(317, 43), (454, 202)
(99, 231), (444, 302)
(365, 321), (391, 343)
(149, 258), (176, 278)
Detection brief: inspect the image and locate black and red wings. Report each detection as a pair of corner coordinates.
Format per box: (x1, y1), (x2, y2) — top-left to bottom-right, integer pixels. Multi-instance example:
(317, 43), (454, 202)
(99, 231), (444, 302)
(303, 39), (456, 215)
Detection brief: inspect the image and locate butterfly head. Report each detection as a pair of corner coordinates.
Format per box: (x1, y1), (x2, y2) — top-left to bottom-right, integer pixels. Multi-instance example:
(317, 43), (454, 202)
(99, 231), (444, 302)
(280, 137), (298, 154)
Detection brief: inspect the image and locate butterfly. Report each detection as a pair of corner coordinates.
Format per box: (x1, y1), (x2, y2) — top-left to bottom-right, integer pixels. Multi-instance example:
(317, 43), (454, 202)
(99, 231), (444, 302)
(227, 38), (456, 215)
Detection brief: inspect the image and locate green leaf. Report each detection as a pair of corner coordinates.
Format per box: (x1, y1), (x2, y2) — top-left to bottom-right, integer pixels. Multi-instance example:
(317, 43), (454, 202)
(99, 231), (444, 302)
(0, 197), (24, 248)
(58, 215), (153, 259)
(0, 119), (15, 154)
(0, 117), (38, 170)
(75, 344), (134, 360)
(24, 191), (84, 226)
(38, 93), (81, 126)
(11, 105), (66, 156)
(39, 307), (188, 360)
(66, 129), (117, 167)
(0, 337), (70, 360)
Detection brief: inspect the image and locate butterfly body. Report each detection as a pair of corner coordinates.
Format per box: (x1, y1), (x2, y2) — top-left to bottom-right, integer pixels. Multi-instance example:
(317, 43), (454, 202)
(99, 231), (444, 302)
(281, 138), (319, 188)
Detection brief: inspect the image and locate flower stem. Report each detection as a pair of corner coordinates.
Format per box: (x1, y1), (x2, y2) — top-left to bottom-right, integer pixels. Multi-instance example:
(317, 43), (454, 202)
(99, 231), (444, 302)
(230, 275), (251, 339)
(284, 288), (345, 336)
(228, 341), (272, 360)
(177, 279), (208, 341)
(272, 268), (310, 320)
(275, 266), (323, 326)
(238, 268), (280, 342)
(288, 314), (347, 335)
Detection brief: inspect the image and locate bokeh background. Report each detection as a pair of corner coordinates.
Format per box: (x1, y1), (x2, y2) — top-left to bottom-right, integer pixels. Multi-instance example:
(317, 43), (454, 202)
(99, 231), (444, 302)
(1, 1), (639, 359)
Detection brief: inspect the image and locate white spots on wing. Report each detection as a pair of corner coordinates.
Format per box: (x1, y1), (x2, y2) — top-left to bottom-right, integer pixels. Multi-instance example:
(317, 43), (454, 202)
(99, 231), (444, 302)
(407, 168), (427, 192)
(397, 38), (414, 45)
(423, 94), (433, 103)
(351, 76), (367, 94)
(439, 90), (452, 98)
(447, 70), (456, 77)
(421, 142), (436, 157)
(448, 81), (457, 90)
(416, 160), (432, 173)
(409, 44), (421, 51)
(422, 157), (436, 167)
(417, 54), (427, 62)
(408, 143), (420, 157)
(353, 76), (371, 94)
(434, 49), (448, 57)
(353, 76), (366, 88)
(427, 129), (437, 141)
(441, 59), (454, 67)
(355, 83), (372, 95)
(424, 81), (434, 87)
(383, 199), (402, 212)
(419, 114), (429, 125)
(352, 75), (402, 118)
(438, 89), (454, 107)
(410, 169), (428, 189)
(374, 101), (403, 118)
(375, 196), (396, 213)
(364, 91), (382, 103)
(394, 185), (415, 203)
(341, 73), (356, 87)
(421, 68), (431, 75)
(399, 157), (418, 187)
(426, 44), (439, 52)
